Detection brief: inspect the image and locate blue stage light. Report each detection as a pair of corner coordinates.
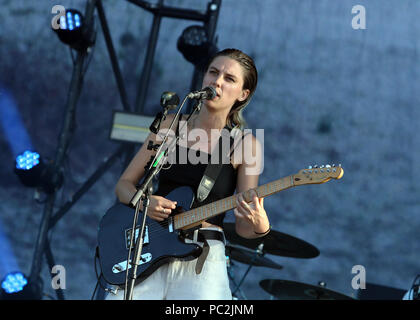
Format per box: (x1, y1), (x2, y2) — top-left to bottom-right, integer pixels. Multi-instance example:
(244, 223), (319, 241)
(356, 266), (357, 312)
(75, 14), (81, 28)
(14, 150), (44, 188)
(60, 16), (67, 30)
(53, 8), (94, 52)
(13, 150), (62, 194)
(15, 151), (40, 170)
(0, 272), (43, 300)
(1, 272), (28, 294)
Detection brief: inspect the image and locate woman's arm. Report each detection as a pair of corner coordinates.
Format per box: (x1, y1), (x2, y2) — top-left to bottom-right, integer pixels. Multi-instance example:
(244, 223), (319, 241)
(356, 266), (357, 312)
(233, 133), (270, 239)
(115, 114), (178, 220)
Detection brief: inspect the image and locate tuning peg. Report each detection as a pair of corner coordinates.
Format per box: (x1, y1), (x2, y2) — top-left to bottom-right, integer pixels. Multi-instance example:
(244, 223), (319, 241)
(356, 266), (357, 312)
(320, 165), (325, 168)
(338, 164), (342, 167)
(308, 166), (313, 169)
(313, 165), (318, 168)
(325, 164), (331, 168)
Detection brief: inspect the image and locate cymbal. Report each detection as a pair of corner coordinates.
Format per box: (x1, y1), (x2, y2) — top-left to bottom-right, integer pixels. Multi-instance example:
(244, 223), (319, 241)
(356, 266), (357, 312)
(223, 223), (319, 259)
(260, 279), (355, 300)
(225, 244), (283, 270)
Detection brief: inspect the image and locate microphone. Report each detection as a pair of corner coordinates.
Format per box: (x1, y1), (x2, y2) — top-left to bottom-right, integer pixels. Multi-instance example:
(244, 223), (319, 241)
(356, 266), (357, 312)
(150, 91), (180, 134)
(160, 91), (179, 110)
(187, 86), (217, 100)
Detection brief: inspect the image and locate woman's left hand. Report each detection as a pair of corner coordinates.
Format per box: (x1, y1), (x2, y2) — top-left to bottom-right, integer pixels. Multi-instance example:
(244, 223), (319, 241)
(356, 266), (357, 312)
(234, 189), (270, 234)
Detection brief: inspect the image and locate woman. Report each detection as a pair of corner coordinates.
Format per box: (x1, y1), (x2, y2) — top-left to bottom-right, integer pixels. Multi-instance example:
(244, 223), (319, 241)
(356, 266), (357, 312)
(107, 48), (270, 300)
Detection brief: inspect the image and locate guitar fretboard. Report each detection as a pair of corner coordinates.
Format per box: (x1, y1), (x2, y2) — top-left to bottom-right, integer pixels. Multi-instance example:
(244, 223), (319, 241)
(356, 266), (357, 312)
(173, 175), (294, 230)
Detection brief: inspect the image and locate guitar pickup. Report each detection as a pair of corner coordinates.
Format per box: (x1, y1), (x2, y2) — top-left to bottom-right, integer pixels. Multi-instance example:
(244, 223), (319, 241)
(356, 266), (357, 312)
(125, 226), (149, 250)
(112, 253), (152, 274)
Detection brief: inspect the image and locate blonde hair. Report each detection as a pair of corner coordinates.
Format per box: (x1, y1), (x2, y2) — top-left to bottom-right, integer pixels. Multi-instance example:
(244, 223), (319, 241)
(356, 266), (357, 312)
(206, 48), (258, 129)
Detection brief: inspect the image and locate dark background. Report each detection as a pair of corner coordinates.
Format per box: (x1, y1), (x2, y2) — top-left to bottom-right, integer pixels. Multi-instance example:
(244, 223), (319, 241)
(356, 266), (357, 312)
(0, 0), (419, 300)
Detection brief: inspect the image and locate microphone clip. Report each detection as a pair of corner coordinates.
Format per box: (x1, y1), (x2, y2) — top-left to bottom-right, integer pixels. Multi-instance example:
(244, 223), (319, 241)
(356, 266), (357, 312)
(147, 141), (161, 151)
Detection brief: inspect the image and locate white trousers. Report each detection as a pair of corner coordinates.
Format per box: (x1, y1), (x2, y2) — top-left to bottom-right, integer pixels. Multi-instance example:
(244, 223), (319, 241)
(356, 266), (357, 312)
(106, 230), (232, 300)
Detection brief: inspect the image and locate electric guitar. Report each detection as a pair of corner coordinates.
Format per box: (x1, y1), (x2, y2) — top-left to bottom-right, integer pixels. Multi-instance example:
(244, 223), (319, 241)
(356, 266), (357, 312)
(97, 165), (344, 285)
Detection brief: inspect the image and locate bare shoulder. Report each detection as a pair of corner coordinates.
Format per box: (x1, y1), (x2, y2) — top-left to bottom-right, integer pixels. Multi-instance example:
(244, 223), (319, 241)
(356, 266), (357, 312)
(231, 129), (262, 156)
(231, 129), (263, 175)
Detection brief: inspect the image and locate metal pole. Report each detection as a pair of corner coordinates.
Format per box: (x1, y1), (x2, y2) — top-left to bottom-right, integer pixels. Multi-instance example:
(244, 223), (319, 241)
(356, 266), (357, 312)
(186, 0), (221, 113)
(29, 51), (87, 286)
(28, 0), (96, 289)
(96, 0), (132, 112)
(45, 241), (66, 300)
(48, 145), (126, 229)
(134, 0), (164, 113)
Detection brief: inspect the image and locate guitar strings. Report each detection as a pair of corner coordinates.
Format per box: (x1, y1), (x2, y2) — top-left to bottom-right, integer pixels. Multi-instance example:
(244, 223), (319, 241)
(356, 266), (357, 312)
(128, 176), (314, 245)
(130, 181), (285, 239)
(130, 203), (235, 240)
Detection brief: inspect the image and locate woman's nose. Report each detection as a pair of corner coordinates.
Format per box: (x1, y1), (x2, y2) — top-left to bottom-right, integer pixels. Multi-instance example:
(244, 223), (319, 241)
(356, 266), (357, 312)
(212, 74), (223, 87)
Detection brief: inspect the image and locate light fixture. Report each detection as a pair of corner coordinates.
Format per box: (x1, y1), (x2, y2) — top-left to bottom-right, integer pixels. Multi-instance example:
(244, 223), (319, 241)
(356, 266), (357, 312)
(14, 151), (44, 188)
(1, 272), (28, 294)
(14, 150), (62, 194)
(53, 8), (95, 52)
(1, 272), (43, 300)
(177, 25), (218, 70)
(109, 111), (155, 144)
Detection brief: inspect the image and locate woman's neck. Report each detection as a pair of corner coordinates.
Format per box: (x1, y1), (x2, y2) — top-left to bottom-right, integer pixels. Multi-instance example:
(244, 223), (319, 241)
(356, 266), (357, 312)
(194, 107), (228, 131)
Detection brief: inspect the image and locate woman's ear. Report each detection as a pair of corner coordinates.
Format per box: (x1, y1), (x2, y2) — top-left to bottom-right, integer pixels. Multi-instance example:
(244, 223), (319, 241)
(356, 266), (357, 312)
(238, 89), (250, 102)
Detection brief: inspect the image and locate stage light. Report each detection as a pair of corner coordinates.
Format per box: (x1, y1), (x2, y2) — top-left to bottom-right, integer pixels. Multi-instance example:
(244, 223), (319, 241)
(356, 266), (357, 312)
(1, 272), (28, 294)
(177, 25), (218, 69)
(14, 151), (44, 188)
(53, 8), (95, 52)
(14, 150), (63, 194)
(16, 150), (40, 171)
(0, 272), (43, 300)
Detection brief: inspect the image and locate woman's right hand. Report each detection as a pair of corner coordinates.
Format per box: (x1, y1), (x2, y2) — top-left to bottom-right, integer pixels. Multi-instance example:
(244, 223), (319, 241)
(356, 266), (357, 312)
(144, 195), (177, 222)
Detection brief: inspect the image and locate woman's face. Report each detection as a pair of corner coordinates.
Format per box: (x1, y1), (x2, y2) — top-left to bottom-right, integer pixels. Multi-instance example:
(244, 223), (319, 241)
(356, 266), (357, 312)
(202, 56), (250, 112)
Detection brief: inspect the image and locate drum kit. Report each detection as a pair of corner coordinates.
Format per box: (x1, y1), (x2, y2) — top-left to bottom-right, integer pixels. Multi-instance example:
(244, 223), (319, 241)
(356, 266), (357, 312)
(223, 223), (354, 300)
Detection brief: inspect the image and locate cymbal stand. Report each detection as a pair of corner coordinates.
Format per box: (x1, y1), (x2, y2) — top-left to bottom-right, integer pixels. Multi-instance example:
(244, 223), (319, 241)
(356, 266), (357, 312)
(226, 258), (247, 300)
(231, 243), (264, 298)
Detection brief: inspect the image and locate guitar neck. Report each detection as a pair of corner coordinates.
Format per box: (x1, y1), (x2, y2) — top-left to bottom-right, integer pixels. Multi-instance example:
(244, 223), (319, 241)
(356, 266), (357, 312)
(173, 175), (295, 230)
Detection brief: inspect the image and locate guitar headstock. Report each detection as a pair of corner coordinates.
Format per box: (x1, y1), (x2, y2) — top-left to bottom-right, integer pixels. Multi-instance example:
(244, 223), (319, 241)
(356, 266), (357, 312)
(293, 164), (344, 186)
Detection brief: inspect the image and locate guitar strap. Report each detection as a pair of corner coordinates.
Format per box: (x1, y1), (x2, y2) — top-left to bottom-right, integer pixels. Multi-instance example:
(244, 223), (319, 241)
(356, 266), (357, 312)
(193, 126), (245, 275)
(195, 126), (234, 205)
(177, 115), (245, 274)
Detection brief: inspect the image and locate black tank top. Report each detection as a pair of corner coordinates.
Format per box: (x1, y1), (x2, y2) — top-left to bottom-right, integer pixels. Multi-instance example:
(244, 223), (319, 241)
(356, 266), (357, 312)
(154, 115), (238, 228)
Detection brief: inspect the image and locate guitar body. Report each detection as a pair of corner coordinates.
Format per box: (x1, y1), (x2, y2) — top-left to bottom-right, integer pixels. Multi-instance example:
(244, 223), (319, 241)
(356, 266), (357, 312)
(97, 186), (202, 286)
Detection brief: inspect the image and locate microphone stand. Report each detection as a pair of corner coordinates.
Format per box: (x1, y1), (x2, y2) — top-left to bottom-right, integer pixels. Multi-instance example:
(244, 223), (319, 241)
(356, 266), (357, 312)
(123, 95), (204, 300)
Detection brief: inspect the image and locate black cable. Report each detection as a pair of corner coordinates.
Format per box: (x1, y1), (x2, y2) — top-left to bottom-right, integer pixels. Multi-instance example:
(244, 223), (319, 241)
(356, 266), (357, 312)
(91, 277), (100, 300)
(92, 247), (113, 300)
